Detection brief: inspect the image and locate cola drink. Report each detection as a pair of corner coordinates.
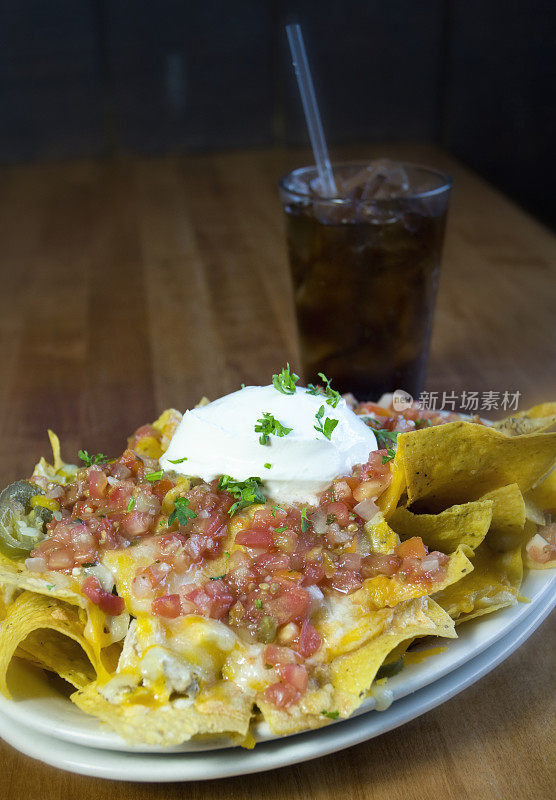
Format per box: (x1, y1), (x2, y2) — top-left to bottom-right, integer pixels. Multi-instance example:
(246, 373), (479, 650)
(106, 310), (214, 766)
(279, 161), (452, 399)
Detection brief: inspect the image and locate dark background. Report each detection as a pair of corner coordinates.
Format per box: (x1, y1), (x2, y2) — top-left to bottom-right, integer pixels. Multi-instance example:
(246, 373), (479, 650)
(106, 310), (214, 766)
(1, 0), (554, 227)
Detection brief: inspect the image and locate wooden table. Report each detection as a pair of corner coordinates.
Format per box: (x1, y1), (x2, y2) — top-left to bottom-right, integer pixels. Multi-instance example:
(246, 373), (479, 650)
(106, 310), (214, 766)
(0, 145), (554, 798)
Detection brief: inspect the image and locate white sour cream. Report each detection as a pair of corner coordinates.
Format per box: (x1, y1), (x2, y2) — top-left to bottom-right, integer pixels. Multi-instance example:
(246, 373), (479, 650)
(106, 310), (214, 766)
(159, 385), (377, 506)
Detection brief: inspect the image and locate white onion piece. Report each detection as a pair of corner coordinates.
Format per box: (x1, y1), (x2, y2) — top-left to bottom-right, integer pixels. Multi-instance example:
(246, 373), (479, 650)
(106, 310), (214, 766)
(305, 584), (324, 614)
(46, 485), (64, 499)
(198, 509), (209, 519)
(310, 509), (328, 535)
(420, 554), (440, 573)
(132, 573), (152, 598)
(25, 556), (47, 572)
(84, 563), (115, 592)
(106, 476), (120, 486)
(353, 498), (379, 522)
(106, 611), (131, 643)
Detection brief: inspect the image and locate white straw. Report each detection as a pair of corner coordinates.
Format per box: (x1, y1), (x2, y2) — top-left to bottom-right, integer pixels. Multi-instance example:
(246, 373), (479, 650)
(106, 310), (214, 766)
(286, 24), (337, 198)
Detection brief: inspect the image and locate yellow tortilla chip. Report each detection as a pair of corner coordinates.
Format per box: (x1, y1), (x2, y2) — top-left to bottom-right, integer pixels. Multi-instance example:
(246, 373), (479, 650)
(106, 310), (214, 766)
(389, 500), (492, 553)
(360, 545), (474, 610)
(0, 591), (102, 698)
(329, 597), (456, 715)
(493, 403), (556, 436)
(434, 542), (523, 624)
(257, 684), (336, 735)
(398, 421), (556, 511)
(16, 628), (96, 689)
(363, 514), (399, 553)
(526, 467), (556, 513)
(377, 459), (406, 519)
(71, 680), (253, 746)
(481, 484), (526, 551)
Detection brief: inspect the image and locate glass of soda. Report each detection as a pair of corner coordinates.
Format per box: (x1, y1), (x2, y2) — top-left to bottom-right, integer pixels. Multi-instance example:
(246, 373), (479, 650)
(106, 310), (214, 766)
(279, 160), (452, 399)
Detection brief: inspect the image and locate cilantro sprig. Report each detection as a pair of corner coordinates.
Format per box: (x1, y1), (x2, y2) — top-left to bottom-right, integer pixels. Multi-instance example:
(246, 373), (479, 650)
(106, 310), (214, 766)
(321, 710), (340, 719)
(254, 412), (293, 445)
(78, 450), (107, 467)
(314, 405), (339, 441)
(145, 470), (163, 482)
(300, 507), (310, 533)
(382, 448), (396, 464)
(168, 456), (188, 464)
(307, 373), (341, 408)
(218, 475), (266, 516)
(272, 364), (299, 395)
(168, 497), (197, 527)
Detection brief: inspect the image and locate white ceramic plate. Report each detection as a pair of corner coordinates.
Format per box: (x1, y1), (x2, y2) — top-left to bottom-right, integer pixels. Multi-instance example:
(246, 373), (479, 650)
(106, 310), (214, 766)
(0, 567), (554, 754)
(0, 585), (553, 782)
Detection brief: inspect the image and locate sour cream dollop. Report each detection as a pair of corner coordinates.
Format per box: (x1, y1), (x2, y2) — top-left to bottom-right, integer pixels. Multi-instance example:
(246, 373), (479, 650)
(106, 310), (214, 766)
(159, 385), (377, 506)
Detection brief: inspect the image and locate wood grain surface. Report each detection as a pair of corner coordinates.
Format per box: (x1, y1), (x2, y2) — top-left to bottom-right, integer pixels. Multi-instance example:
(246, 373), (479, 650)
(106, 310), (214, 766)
(0, 144), (554, 799)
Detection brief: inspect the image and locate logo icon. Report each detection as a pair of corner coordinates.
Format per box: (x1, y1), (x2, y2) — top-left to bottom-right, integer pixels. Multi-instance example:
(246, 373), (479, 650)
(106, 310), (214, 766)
(392, 389), (413, 412)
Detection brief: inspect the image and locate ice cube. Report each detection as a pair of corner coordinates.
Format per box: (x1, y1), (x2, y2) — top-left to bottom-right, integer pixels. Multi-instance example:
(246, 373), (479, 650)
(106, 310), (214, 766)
(340, 160), (410, 201)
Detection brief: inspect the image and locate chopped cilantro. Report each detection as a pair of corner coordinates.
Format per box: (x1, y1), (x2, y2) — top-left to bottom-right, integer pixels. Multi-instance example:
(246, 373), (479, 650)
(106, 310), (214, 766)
(382, 448), (396, 464)
(321, 710), (340, 719)
(272, 364), (299, 395)
(264, 463), (272, 469)
(415, 418), (432, 429)
(374, 429), (398, 450)
(81, 562), (96, 568)
(145, 470), (163, 482)
(78, 450), (107, 467)
(255, 412), (293, 445)
(218, 475), (266, 516)
(271, 505), (283, 518)
(273, 526), (288, 534)
(300, 507), (310, 533)
(254, 598), (263, 609)
(307, 373), (340, 407)
(168, 497), (197, 526)
(168, 456), (188, 464)
(46, 584), (55, 590)
(126, 496), (136, 511)
(210, 575), (225, 581)
(314, 405), (339, 440)
(224, 551), (230, 559)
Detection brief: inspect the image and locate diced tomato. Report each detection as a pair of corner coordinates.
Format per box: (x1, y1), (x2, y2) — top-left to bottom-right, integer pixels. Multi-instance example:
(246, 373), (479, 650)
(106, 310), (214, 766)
(152, 593), (182, 618)
(150, 478), (174, 501)
(324, 502), (350, 527)
(106, 483), (133, 512)
(119, 511), (153, 537)
(82, 576), (125, 616)
(361, 553), (401, 578)
(264, 644), (299, 666)
(396, 537), (427, 559)
(264, 681), (300, 708)
(295, 620), (321, 658)
(358, 402), (391, 417)
(266, 586), (311, 625)
(301, 560), (325, 586)
(235, 527), (274, 550)
(278, 663), (308, 693)
(204, 579), (235, 619)
(328, 570), (363, 594)
(88, 467), (107, 499)
(254, 552), (291, 576)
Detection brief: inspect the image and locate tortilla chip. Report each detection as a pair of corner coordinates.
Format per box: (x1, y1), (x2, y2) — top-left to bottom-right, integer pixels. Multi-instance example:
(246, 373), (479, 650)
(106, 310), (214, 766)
(16, 628), (96, 689)
(493, 403), (556, 436)
(398, 421), (556, 511)
(433, 542), (523, 624)
(257, 684), (335, 735)
(360, 545), (474, 610)
(377, 459), (406, 519)
(71, 680), (253, 745)
(363, 514), (399, 553)
(0, 591), (101, 697)
(389, 500), (492, 553)
(329, 597), (456, 715)
(480, 484), (526, 551)
(0, 553), (85, 607)
(526, 467), (556, 514)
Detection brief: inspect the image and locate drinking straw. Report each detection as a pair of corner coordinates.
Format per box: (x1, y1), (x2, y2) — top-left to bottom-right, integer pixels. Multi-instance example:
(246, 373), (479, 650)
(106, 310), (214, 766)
(286, 24), (337, 197)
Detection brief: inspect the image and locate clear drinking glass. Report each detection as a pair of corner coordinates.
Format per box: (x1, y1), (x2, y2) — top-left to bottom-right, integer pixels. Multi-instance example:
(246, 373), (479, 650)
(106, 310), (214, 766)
(279, 161), (452, 399)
